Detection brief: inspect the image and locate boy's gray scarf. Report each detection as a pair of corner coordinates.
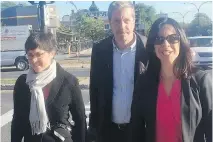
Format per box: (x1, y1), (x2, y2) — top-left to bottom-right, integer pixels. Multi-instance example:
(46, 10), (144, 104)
(26, 60), (56, 135)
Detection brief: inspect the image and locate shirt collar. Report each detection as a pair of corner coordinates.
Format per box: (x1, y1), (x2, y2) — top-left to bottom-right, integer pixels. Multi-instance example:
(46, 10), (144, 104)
(112, 33), (136, 52)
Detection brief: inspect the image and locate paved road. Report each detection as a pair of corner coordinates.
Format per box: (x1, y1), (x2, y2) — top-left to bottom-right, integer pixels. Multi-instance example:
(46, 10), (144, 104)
(0, 90), (90, 142)
(1, 64), (211, 80)
(1, 67), (90, 79)
(1, 53), (91, 79)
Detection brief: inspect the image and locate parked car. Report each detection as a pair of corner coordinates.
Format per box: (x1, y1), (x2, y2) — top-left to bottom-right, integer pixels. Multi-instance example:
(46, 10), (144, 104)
(1, 25), (31, 71)
(188, 36), (212, 69)
(1, 50), (29, 71)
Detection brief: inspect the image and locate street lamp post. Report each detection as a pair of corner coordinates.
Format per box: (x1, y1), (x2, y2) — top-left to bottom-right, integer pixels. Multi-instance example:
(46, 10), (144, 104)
(184, 1), (211, 34)
(67, 1), (80, 56)
(39, 1), (46, 32)
(28, 1), (54, 33)
(67, 1), (78, 29)
(172, 11), (191, 29)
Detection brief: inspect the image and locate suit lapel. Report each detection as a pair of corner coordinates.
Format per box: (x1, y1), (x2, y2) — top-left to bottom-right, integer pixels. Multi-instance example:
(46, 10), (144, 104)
(134, 36), (140, 83)
(45, 64), (65, 107)
(181, 77), (203, 142)
(106, 39), (113, 103)
(102, 37), (113, 92)
(101, 37), (114, 120)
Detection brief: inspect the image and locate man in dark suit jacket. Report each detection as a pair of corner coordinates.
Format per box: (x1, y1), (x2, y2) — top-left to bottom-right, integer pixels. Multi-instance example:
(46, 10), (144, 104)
(87, 1), (148, 142)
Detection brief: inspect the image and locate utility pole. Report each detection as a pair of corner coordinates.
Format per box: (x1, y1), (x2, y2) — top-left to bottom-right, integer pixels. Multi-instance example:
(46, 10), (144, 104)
(67, 1), (82, 58)
(28, 1), (54, 33)
(39, 1), (46, 33)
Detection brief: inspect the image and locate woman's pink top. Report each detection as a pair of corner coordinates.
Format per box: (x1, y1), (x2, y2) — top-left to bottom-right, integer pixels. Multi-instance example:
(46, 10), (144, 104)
(156, 79), (182, 142)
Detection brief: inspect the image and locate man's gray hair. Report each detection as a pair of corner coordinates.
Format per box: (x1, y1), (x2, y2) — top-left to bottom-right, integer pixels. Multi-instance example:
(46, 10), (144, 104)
(108, 1), (135, 21)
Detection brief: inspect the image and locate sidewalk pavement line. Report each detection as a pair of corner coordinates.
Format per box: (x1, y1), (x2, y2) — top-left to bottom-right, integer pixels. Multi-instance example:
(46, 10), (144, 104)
(1, 90), (13, 93)
(1, 109), (13, 127)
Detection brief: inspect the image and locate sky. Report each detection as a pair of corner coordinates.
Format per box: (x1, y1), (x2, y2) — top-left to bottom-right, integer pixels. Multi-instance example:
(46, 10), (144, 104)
(54, 1), (212, 23)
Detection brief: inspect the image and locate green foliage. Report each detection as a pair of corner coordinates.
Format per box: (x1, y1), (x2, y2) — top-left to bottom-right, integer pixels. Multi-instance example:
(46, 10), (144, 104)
(57, 24), (73, 35)
(186, 13), (212, 36)
(75, 14), (105, 41)
(56, 24), (74, 53)
(1, 1), (17, 9)
(1, 1), (29, 9)
(135, 3), (158, 35)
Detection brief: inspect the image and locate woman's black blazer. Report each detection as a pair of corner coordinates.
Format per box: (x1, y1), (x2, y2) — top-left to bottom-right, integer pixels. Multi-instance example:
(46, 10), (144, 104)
(11, 63), (86, 142)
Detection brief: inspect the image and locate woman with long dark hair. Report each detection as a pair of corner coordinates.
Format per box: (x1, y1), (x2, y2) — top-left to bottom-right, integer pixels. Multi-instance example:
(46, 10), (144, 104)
(129, 17), (212, 142)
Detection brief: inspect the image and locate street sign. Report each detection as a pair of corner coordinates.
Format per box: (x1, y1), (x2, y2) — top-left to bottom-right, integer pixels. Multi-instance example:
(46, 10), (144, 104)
(44, 5), (60, 28)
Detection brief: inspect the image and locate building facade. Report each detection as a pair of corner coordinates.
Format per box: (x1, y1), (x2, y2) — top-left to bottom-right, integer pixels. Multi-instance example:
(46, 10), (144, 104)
(61, 1), (110, 34)
(60, 1), (147, 38)
(1, 5), (39, 29)
(1, 5), (60, 34)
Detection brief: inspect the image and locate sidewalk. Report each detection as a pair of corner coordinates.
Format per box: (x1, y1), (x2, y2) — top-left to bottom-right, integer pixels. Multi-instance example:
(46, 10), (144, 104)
(76, 48), (92, 57)
(59, 48), (91, 88)
(59, 60), (90, 69)
(66, 48), (92, 58)
(57, 48), (92, 69)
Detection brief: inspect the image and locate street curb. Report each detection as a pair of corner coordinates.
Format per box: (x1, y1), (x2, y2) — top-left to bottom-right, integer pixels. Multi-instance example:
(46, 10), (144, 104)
(61, 65), (90, 69)
(1, 84), (89, 90)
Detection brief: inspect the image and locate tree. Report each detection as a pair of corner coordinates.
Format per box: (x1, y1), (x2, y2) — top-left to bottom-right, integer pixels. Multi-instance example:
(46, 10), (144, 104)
(56, 25), (74, 53)
(1, 1), (29, 9)
(186, 13), (212, 36)
(75, 14), (105, 42)
(1, 1), (16, 9)
(135, 3), (158, 35)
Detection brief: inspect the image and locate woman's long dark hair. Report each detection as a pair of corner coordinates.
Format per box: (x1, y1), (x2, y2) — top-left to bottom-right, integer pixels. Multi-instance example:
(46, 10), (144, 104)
(146, 17), (193, 79)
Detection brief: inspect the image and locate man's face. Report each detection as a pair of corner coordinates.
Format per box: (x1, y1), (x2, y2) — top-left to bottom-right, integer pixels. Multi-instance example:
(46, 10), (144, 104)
(110, 7), (135, 43)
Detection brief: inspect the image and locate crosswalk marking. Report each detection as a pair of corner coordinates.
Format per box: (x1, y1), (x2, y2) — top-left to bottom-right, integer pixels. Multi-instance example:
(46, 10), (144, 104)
(0, 103), (91, 128)
(0, 109), (13, 127)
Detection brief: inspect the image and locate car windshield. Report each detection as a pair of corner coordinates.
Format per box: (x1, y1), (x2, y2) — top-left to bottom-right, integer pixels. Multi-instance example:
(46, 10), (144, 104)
(188, 38), (213, 47)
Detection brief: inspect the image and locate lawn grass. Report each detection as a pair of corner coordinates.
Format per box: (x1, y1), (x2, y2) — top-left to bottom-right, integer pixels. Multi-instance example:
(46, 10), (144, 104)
(1, 79), (17, 85)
